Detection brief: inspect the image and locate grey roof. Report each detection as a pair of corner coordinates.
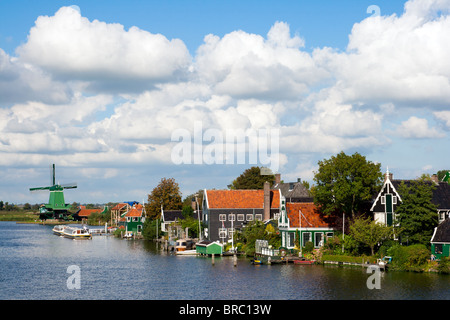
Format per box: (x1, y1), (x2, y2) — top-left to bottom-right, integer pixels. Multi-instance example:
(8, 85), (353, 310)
(391, 181), (450, 209)
(272, 181), (312, 201)
(431, 218), (450, 243)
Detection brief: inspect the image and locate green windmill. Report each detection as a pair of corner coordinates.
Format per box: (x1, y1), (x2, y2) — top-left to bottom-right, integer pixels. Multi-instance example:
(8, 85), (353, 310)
(30, 164), (77, 220)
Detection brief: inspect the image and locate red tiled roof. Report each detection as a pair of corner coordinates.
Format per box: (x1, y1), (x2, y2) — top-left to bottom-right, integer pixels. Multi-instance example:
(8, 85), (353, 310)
(77, 208), (102, 217)
(205, 189), (280, 209)
(286, 202), (332, 228)
(125, 207), (143, 217)
(111, 203), (128, 211)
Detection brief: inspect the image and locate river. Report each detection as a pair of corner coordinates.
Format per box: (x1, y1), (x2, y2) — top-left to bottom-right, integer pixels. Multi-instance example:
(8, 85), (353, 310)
(0, 221), (448, 301)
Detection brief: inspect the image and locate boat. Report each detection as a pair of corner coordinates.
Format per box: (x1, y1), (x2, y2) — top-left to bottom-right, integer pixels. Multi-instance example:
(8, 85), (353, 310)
(62, 226), (92, 240)
(294, 259), (316, 265)
(251, 258), (262, 265)
(175, 249), (199, 255)
(377, 256), (392, 269)
(52, 225), (67, 236)
(175, 239), (194, 252)
(123, 231), (134, 239)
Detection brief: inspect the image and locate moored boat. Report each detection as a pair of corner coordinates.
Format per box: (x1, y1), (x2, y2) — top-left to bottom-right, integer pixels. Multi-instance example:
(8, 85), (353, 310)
(62, 226), (92, 240)
(175, 239), (194, 252)
(294, 259), (316, 265)
(52, 225), (67, 236)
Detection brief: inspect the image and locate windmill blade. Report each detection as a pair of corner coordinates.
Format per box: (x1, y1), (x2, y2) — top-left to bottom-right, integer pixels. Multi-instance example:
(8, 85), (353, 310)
(49, 164), (56, 186)
(61, 182), (77, 189)
(29, 186), (51, 192)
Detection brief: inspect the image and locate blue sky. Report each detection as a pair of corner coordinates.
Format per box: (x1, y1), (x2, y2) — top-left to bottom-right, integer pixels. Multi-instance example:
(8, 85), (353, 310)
(1, 0), (449, 206)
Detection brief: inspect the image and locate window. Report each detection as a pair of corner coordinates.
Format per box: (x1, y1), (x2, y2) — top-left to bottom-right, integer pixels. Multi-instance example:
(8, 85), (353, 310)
(246, 214), (253, 221)
(133, 217), (138, 222)
(218, 228), (227, 238)
(126, 217), (131, 222)
(228, 214), (235, 221)
(315, 233), (324, 247)
(219, 214), (226, 221)
(381, 196), (385, 204)
(228, 228), (235, 238)
(255, 214), (262, 221)
(435, 244), (443, 254)
(237, 214), (244, 221)
(302, 232), (311, 247)
(288, 232), (295, 248)
(392, 196), (397, 204)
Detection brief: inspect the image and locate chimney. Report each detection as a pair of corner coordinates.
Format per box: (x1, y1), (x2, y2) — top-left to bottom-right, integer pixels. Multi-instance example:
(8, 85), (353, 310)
(384, 169), (393, 182)
(275, 173), (281, 185)
(431, 174), (439, 185)
(263, 181), (270, 221)
(191, 197), (196, 211)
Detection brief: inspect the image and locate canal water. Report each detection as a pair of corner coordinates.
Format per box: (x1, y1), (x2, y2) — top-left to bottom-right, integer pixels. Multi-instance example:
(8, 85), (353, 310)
(0, 221), (449, 300)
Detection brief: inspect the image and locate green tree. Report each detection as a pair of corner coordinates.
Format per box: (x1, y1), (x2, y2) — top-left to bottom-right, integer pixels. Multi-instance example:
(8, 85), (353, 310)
(437, 170), (450, 182)
(142, 219), (162, 240)
(146, 177), (182, 220)
(313, 152), (383, 218)
(230, 166), (275, 189)
(396, 180), (439, 246)
(349, 215), (393, 256)
(182, 189), (203, 210)
(182, 205), (194, 217)
(236, 220), (280, 256)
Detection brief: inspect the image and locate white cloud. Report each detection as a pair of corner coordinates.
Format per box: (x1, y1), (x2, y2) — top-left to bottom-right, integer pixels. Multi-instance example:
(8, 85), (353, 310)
(396, 116), (445, 138)
(195, 21), (329, 100)
(312, 0), (450, 107)
(0, 48), (71, 104)
(17, 6), (192, 91)
(434, 110), (450, 129)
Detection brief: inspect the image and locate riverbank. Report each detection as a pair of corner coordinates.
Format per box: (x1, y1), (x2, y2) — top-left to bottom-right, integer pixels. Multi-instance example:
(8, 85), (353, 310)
(0, 210), (38, 222)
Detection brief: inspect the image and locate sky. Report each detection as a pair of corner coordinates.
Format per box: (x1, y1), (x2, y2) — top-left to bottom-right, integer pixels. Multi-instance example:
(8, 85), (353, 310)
(1, 0), (450, 206)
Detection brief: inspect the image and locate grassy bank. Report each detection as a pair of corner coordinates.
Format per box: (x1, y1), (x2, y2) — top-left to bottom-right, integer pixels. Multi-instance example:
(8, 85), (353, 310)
(0, 210), (38, 222)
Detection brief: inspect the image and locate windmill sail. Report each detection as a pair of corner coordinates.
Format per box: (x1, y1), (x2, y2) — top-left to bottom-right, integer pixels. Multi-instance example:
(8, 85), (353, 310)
(29, 164), (77, 220)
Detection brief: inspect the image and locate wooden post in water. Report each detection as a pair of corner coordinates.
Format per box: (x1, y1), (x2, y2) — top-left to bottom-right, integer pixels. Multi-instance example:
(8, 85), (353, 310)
(212, 254), (215, 266)
(233, 254), (237, 267)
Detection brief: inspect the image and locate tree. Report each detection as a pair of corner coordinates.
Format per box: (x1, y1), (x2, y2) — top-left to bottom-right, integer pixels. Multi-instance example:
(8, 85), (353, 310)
(313, 152), (383, 218)
(182, 189), (203, 210)
(395, 180), (439, 246)
(146, 177), (182, 220)
(349, 215), (393, 256)
(437, 170), (450, 182)
(230, 166), (275, 189)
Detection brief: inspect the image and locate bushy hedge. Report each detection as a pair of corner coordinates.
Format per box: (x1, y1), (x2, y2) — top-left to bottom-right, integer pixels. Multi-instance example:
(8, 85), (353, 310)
(387, 244), (430, 272)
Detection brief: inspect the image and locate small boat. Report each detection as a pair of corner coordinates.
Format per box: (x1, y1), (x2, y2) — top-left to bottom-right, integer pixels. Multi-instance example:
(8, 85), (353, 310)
(52, 225), (67, 236)
(175, 239), (194, 252)
(377, 256), (392, 269)
(294, 259), (316, 265)
(123, 231), (134, 239)
(175, 249), (199, 255)
(251, 258), (262, 265)
(62, 226), (92, 240)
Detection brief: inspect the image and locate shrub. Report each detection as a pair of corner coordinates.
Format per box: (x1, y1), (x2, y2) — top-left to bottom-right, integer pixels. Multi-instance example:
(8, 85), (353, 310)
(437, 257), (450, 274)
(303, 241), (314, 253)
(387, 244), (429, 271)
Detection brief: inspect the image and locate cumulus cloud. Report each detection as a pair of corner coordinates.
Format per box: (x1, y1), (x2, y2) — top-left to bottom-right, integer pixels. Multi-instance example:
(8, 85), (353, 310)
(195, 21), (329, 100)
(17, 6), (192, 92)
(312, 0), (450, 107)
(0, 48), (71, 104)
(397, 116), (445, 139)
(2, 2), (450, 203)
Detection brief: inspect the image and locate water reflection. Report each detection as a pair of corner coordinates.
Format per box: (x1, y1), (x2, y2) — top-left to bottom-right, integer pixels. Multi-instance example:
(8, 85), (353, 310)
(0, 222), (449, 300)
